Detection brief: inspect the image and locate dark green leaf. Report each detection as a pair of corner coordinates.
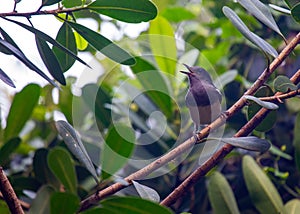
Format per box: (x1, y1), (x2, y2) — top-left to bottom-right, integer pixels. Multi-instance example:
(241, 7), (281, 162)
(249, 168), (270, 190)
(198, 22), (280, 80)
(33, 149), (59, 185)
(0, 27), (22, 54)
(247, 86), (277, 132)
(0, 138), (21, 165)
(82, 84), (112, 130)
(102, 124), (135, 179)
(4, 18), (89, 68)
(217, 136), (271, 152)
(10, 177), (41, 192)
(101, 197), (173, 214)
(285, 0), (300, 8)
(55, 120), (98, 183)
(244, 95), (278, 110)
(274, 75), (297, 92)
(53, 22), (77, 72)
(285, 199), (300, 214)
(29, 185), (55, 214)
(0, 68), (15, 88)
(291, 3), (300, 23)
(48, 147), (78, 194)
(41, 0), (60, 7)
(67, 21), (135, 65)
(36, 37), (66, 85)
(242, 155), (286, 214)
(132, 181), (160, 202)
(161, 7), (196, 22)
(81, 207), (120, 214)
(62, 0), (82, 8)
(208, 172), (240, 214)
(149, 16), (177, 76)
(238, 0), (284, 38)
(50, 192), (80, 214)
(293, 112), (300, 171)
(130, 57), (172, 118)
(0, 39), (58, 87)
(222, 6), (278, 58)
(4, 84), (41, 140)
(87, 0), (157, 23)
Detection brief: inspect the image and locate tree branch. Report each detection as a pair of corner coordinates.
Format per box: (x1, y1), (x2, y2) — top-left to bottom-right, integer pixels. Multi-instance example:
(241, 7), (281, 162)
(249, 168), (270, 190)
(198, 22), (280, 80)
(0, 167), (24, 214)
(79, 32), (300, 212)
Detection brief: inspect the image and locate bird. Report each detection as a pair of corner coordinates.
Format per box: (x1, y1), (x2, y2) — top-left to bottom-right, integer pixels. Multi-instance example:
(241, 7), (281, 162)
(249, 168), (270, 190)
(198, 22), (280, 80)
(180, 64), (222, 132)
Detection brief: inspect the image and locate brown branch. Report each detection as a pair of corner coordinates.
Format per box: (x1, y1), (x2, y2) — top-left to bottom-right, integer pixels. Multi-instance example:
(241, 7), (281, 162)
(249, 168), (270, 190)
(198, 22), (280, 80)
(0, 167), (24, 214)
(79, 32), (300, 212)
(160, 37), (300, 207)
(0, 192), (30, 211)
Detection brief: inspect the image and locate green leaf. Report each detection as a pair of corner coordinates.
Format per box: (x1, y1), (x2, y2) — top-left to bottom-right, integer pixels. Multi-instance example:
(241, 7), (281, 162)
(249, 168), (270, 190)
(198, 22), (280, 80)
(244, 95), (279, 110)
(247, 86), (277, 132)
(285, 0), (299, 8)
(291, 3), (300, 23)
(0, 27), (22, 54)
(101, 197), (173, 214)
(87, 0), (157, 23)
(215, 70), (238, 90)
(130, 57), (172, 118)
(0, 138), (20, 165)
(53, 22), (77, 72)
(293, 112), (300, 172)
(161, 7), (196, 22)
(41, 0), (60, 7)
(149, 16), (177, 76)
(0, 39), (58, 87)
(50, 192), (80, 214)
(217, 136), (270, 152)
(67, 21), (135, 65)
(74, 31), (88, 51)
(0, 201), (10, 214)
(48, 147), (78, 194)
(222, 6), (278, 58)
(274, 75), (297, 92)
(242, 155), (286, 214)
(269, 145), (293, 160)
(238, 0), (284, 38)
(33, 149), (59, 186)
(0, 68), (15, 88)
(36, 36), (66, 85)
(4, 18), (89, 68)
(102, 123), (135, 179)
(55, 120), (98, 183)
(132, 181), (160, 202)
(62, 0), (82, 8)
(208, 171), (240, 214)
(285, 199), (300, 214)
(4, 84), (41, 141)
(29, 185), (55, 214)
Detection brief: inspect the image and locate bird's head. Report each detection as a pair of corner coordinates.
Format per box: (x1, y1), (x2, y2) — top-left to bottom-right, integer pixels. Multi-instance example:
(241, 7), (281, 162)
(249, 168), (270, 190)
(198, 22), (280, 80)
(180, 64), (213, 84)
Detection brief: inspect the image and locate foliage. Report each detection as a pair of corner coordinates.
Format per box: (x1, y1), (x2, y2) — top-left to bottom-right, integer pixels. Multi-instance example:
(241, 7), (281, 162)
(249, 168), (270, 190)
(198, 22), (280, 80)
(0, 0), (300, 213)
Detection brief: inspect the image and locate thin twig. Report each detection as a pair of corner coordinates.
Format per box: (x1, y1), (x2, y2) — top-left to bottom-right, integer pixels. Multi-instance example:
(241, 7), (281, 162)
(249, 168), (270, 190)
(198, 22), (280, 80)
(79, 33), (300, 212)
(259, 88), (300, 102)
(0, 167), (24, 214)
(160, 35), (300, 206)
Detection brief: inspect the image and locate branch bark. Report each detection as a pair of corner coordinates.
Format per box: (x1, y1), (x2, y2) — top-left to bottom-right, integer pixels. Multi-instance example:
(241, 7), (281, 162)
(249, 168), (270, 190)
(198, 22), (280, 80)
(79, 33), (300, 212)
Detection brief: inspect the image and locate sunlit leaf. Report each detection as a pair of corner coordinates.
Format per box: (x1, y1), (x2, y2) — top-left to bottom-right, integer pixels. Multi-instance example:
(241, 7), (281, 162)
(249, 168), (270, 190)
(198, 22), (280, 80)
(50, 192), (80, 214)
(238, 0), (284, 38)
(55, 120), (98, 183)
(4, 84), (41, 141)
(242, 155), (286, 214)
(48, 147), (78, 194)
(102, 124), (135, 179)
(36, 36), (66, 85)
(101, 197), (173, 214)
(67, 21), (135, 65)
(244, 95), (279, 110)
(293, 112), (300, 172)
(53, 22), (77, 72)
(0, 68), (15, 88)
(208, 172), (240, 214)
(149, 16), (177, 76)
(29, 185), (55, 214)
(74, 31), (88, 51)
(222, 6), (278, 58)
(87, 0), (157, 23)
(161, 7), (196, 22)
(273, 75), (297, 92)
(132, 181), (160, 202)
(0, 39), (58, 87)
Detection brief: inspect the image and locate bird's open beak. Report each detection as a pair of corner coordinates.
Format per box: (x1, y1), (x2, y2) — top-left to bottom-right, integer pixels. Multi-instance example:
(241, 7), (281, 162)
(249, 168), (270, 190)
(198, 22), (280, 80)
(180, 63), (193, 75)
